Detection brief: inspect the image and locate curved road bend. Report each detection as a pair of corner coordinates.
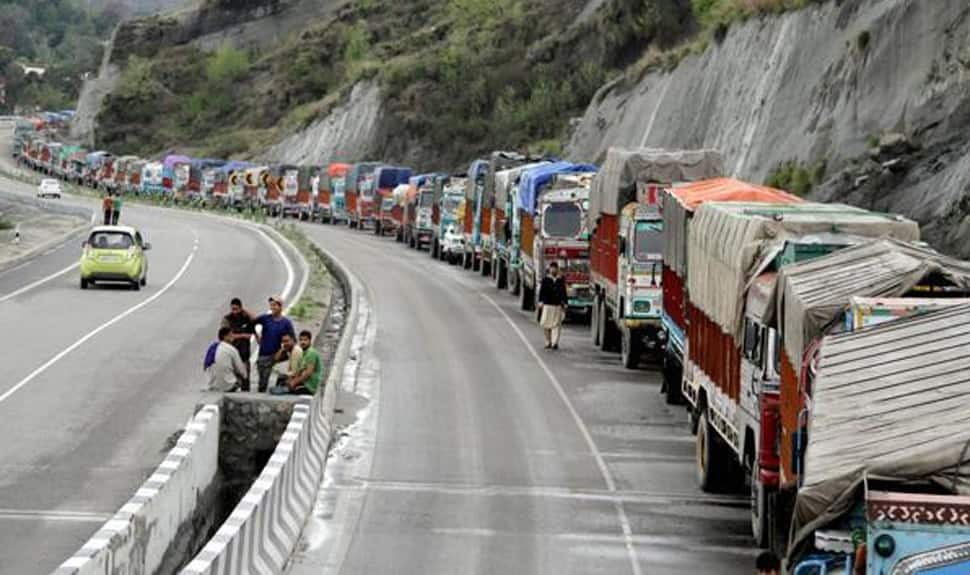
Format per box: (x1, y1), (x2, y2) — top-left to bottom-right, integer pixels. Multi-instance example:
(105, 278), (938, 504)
(294, 223), (755, 575)
(0, 173), (306, 574)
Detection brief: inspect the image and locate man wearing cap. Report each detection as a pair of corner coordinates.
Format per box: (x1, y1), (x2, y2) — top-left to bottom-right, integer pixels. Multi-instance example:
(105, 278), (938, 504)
(253, 296), (296, 393)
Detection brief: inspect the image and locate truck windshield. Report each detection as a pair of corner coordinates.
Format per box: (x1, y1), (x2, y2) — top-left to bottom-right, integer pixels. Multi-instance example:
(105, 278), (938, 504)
(443, 195), (462, 213)
(634, 221), (663, 261)
(542, 203), (582, 238)
(419, 191), (435, 208)
(333, 178), (345, 196)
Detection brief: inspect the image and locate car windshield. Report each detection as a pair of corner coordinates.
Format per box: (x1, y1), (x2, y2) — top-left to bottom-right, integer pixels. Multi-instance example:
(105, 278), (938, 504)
(634, 221), (663, 261)
(542, 203), (582, 238)
(89, 231), (134, 249)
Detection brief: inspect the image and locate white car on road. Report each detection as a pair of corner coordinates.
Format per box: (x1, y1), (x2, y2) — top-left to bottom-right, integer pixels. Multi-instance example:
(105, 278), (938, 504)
(37, 178), (62, 199)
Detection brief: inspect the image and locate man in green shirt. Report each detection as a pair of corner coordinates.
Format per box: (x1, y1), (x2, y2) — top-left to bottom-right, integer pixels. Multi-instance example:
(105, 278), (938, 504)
(111, 194), (123, 224)
(287, 330), (322, 395)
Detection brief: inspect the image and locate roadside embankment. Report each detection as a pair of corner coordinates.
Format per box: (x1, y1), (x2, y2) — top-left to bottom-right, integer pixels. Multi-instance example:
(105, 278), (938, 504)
(0, 192), (93, 273)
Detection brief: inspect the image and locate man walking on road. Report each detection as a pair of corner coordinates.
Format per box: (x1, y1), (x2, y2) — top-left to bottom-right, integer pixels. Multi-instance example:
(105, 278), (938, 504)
(111, 194), (123, 224)
(102, 193), (113, 225)
(207, 327), (248, 392)
(222, 297), (256, 391)
(538, 262), (568, 350)
(253, 295), (296, 393)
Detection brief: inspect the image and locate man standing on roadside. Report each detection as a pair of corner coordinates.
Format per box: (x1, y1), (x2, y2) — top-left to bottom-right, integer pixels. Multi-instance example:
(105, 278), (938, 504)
(285, 330), (323, 395)
(207, 327), (248, 392)
(253, 295), (296, 393)
(112, 193), (123, 225)
(102, 193), (113, 225)
(538, 261), (568, 350)
(222, 297), (256, 391)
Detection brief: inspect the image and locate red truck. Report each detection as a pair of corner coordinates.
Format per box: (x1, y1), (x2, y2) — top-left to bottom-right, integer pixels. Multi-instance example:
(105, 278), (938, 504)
(660, 178), (800, 403)
(346, 162), (383, 230)
(681, 202), (918, 550)
(588, 148), (723, 369)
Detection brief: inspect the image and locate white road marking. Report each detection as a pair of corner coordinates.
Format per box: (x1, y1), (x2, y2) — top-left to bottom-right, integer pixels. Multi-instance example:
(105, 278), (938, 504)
(0, 509), (111, 523)
(482, 293), (644, 575)
(0, 237), (199, 405)
(0, 262), (78, 303)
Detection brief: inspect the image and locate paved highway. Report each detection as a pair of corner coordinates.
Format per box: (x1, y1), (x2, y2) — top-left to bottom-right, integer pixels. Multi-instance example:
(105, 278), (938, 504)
(0, 168), (306, 573)
(291, 224), (755, 575)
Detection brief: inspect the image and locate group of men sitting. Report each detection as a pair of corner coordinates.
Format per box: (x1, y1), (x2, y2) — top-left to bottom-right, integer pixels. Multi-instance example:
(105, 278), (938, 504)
(206, 296), (323, 396)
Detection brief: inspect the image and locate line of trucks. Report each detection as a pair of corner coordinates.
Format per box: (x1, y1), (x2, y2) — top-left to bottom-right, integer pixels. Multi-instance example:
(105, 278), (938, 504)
(14, 114), (970, 573)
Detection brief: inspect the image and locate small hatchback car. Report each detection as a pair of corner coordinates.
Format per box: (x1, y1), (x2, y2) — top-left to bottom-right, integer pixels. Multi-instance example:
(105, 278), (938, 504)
(80, 226), (150, 290)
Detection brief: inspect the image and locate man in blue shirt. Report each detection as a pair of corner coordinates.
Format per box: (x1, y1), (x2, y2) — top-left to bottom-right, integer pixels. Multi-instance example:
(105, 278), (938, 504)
(253, 295), (296, 392)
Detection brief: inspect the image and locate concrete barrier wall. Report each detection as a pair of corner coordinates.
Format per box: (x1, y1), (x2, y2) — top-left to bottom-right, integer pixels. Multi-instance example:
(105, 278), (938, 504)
(179, 233), (360, 575)
(53, 404), (221, 575)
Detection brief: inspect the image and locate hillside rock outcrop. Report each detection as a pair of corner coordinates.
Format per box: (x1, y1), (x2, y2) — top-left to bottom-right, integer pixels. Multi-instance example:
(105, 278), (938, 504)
(567, 0), (970, 255)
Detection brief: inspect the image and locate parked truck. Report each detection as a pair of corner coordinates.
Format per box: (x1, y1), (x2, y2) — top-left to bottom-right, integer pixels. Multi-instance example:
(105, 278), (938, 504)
(490, 160), (551, 290)
(516, 169), (597, 317)
(141, 161), (165, 195)
(462, 159), (490, 271)
(660, 178), (801, 402)
(783, 301), (970, 574)
(588, 148), (724, 369)
(682, 203), (919, 552)
(759, 238), (970, 553)
(317, 163), (351, 223)
(431, 176), (467, 262)
(374, 166), (414, 236)
(404, 174), (437, 249)
(346, 162), (383, 229)
(481, 151), (546, 279)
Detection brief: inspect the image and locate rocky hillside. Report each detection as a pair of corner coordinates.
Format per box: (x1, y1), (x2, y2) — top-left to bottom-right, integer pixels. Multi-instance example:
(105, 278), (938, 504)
(567, 0), (970, 257)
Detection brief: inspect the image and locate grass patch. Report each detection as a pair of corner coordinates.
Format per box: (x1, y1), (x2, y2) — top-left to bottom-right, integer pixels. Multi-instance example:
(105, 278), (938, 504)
(765, 158), (828, 196)
(0, 217), (13, 231)
(276, 222), (333, 326)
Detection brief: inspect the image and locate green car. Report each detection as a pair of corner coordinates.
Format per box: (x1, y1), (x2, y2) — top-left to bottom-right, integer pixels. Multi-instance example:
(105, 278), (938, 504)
(80, 226), (151, 290)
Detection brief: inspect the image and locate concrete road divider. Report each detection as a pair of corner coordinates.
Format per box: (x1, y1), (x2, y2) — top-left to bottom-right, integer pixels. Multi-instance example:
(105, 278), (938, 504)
(52, 404), (221, 575)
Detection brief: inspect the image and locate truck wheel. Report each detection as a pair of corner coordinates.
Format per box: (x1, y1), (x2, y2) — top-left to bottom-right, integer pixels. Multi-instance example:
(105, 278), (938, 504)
(696, 410), (735, 493)
(621, 326), (640, 369)
(375, 221), (382, 235)
(600, 304), (619, 352)
(508, 269), (519, 296)
(520, 281), (534, 311)
(463, 252), (472, 269)
(481, 259), (491, 277)
(662, 352), (684, 405)
(751, 463), (772, 549)
(591, 297), (601, 347)
(431, 240), (439, 259)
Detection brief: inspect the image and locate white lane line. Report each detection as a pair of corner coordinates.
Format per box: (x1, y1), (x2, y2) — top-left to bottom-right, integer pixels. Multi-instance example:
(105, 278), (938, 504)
(0, 237), (199, 406)
(0, 262), (78, 303)
(0, 508), (112, 523)
(482, 293), (644, 575)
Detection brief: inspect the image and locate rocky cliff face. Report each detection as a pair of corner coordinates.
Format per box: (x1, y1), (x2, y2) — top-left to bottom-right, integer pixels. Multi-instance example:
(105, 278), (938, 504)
(567, 0), (970, 256)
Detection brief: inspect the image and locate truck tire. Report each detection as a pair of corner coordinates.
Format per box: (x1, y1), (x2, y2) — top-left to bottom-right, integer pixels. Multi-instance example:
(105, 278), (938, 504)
(621, 326), (640, 369)
(662, 350), (684, 405)
(697, 410), (724, 492)
(508, 269), (519, 296)
(375, 221), (383, 236)
(591, 297), (601, 347)
(481, 259), (491, 277)
(463, 252), (472, 269)
(520, 280), (534, 311)
(494, 261), (504, 289)
(600, 304), (619, 352)
(751, 463), (772, 549)
(431, 239), (439, 259)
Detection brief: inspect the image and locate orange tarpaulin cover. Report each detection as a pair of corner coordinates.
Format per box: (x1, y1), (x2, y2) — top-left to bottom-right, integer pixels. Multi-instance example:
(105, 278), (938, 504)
(668, 177), (802, 210)
(327, 163), (351, 177)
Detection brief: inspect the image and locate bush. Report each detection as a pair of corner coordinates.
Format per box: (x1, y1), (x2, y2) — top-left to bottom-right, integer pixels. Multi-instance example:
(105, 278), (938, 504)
(766, 158), (827, 196)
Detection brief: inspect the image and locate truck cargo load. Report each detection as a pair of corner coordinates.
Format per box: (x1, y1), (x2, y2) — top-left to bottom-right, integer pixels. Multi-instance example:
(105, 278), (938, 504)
(787, 303), (970, 572)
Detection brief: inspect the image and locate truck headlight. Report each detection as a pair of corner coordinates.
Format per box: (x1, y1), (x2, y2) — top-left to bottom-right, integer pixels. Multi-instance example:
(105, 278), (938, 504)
(633, 300), (651, 314)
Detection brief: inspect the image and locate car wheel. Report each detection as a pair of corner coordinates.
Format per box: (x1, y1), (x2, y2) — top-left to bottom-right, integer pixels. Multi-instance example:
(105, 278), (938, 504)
(140, 273), (147, 287)
(132, 280), (141, 291)
(80, 278), (89, 290)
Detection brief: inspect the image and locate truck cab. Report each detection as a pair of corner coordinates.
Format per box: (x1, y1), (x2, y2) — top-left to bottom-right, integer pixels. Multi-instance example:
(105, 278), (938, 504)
(616, 203), (665, 359)
(432, 180), (466, 261)
(280, 167), (301, 218)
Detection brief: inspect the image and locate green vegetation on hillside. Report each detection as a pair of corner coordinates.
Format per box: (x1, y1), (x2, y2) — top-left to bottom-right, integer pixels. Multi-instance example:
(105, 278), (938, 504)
(0, 0), (125, 112)
(96, 0), (829, 166)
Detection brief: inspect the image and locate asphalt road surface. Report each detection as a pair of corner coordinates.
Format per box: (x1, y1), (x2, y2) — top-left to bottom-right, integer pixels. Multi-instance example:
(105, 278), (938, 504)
(0, 167), (306, 573)
(291, 223), (755, 575)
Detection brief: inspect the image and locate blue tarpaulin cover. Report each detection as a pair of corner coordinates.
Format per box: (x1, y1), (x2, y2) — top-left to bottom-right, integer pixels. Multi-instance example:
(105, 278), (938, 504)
(516, 162), (598, 215)
(375, 166), (413, 189)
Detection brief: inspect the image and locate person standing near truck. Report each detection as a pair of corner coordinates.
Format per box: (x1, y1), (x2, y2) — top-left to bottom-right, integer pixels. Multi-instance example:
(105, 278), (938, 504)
(102, 193), (113, 225)
(538, 262), (568, 350)
(112, 194), (123, 224)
